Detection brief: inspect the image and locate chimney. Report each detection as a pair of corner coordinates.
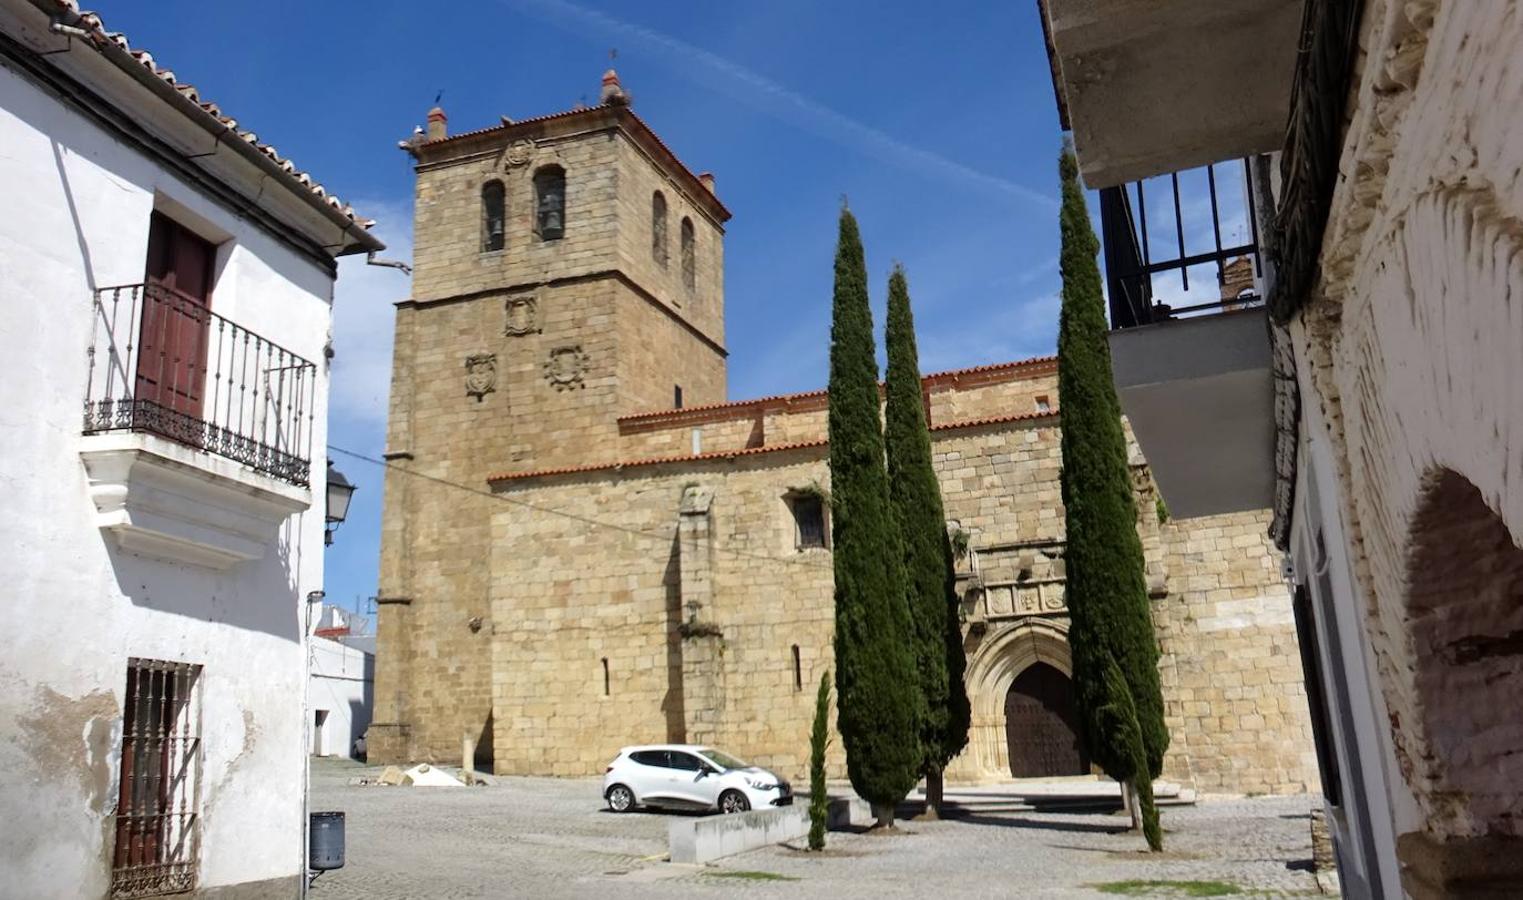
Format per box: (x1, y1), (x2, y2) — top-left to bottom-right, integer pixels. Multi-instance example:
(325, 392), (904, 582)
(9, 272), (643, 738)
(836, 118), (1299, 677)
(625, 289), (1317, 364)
(698, 172), (716, 195)
(427, 106), (448, 141)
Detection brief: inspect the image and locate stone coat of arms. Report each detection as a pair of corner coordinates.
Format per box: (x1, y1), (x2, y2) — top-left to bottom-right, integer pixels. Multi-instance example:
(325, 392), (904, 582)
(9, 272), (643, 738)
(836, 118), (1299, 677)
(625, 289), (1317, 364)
(465, 353), (497, 401)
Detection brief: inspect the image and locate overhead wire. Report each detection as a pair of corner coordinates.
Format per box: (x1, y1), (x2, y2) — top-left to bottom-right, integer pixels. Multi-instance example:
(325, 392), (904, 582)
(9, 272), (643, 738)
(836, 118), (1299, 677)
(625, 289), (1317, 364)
(327, 444), (837, 572)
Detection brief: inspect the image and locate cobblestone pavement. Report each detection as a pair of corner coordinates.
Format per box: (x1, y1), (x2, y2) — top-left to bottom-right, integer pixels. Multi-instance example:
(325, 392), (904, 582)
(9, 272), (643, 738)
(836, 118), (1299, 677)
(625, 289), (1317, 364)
(308, 759), (1322, 899)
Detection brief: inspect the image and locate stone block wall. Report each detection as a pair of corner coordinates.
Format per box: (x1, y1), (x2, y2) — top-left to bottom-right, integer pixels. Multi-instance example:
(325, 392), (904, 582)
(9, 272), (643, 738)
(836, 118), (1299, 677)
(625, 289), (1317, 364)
(613, 137), (726, 346)
(1153, 509), (1318, 794)
(411, 130), (622, 303)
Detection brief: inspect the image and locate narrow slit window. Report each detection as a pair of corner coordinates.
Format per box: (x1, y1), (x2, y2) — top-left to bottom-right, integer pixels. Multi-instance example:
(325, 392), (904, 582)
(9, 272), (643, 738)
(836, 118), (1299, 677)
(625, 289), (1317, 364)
(680, 217), (696, 292)
(113, 658), (202, 897)
(792, 645), (802, 691)
(652, 191), (668, 267)
(674, 385), (683, 409)
(601, 657), (610, 696)
(534, 165), (566, 241)
(481, 180), (505, 252)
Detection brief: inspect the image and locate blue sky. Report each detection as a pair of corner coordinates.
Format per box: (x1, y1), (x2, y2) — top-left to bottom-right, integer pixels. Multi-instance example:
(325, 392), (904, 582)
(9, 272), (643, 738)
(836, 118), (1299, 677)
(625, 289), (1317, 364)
(102, 1), (1240, 613)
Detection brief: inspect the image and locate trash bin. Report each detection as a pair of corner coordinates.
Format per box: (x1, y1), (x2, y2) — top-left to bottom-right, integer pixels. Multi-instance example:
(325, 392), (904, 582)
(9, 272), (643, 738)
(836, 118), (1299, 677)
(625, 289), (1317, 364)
(309, 811), (345, 871)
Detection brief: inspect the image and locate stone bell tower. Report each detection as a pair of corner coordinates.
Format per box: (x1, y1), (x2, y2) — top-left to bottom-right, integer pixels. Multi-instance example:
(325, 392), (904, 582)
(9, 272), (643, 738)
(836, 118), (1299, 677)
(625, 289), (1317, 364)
(369, 71), (731, 765)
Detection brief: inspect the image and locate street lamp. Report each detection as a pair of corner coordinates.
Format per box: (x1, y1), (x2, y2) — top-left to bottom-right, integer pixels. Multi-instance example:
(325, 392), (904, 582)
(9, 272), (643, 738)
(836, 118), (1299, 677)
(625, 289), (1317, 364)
(325, 460), (355, 546)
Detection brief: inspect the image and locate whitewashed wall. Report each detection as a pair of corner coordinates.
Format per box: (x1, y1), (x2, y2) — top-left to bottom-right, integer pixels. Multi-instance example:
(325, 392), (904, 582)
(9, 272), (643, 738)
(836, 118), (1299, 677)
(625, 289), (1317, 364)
(0, 61), (333, 897)
(310, 638), (374, 759)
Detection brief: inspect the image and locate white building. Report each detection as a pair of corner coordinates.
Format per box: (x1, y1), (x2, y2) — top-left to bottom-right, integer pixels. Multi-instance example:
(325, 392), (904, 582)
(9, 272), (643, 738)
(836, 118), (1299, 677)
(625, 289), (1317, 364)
(1041, 0), (1523, 896)
(309, 605), (374, 760)
(0, 1), (382, 897)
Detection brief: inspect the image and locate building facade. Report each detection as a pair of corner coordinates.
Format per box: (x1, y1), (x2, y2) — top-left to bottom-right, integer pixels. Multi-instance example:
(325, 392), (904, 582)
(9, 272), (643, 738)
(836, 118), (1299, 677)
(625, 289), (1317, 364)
(309, 605), (375, 760)
(370, 75), (1317, 797)
(1041, 0), (1523, 895)
(0, 1), (381, 896)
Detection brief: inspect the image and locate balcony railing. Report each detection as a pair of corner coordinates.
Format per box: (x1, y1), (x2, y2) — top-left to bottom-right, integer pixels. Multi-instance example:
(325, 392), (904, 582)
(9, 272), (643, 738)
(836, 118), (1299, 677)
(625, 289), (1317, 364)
(84, 283), (316, 487)
(1100, 158), (1264, 329)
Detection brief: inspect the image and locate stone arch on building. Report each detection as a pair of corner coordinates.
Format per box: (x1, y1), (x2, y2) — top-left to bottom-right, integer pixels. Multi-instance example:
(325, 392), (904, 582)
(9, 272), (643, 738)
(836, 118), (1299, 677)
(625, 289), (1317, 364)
(1395, 466), (1523, 886)
(955, 619), (1083, 780)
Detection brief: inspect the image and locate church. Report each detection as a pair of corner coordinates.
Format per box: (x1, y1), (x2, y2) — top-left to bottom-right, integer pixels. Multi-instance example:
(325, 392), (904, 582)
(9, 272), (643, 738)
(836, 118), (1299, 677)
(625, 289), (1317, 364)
(368, 71), (1316, 794)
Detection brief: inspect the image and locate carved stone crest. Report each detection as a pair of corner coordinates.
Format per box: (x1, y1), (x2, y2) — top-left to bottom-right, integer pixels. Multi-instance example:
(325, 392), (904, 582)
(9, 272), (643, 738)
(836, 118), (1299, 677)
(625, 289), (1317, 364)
(464, 353), (497, 401)
(503, 139), (534, 168)
(543, 345), (588, 391)
(504, 293), (539, 336)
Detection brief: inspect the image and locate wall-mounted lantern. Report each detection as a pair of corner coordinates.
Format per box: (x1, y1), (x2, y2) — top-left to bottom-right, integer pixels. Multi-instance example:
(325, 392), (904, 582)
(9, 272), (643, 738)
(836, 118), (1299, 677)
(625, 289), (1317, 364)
(324, 461), (355, 546)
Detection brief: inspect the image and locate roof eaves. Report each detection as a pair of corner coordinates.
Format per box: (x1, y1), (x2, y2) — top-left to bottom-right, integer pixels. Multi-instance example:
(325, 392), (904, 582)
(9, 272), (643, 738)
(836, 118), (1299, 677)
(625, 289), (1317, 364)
(45, 1), (382, 254)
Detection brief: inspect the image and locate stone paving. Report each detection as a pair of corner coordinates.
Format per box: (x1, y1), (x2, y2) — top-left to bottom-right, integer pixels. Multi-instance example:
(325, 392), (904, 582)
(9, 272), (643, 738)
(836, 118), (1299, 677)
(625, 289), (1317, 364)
(308, 759), (1324, 899)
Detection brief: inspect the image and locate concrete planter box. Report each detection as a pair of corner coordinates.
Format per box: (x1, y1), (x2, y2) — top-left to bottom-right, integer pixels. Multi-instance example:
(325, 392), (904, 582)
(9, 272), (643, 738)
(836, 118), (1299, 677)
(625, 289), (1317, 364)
(668, 807), (809, 864)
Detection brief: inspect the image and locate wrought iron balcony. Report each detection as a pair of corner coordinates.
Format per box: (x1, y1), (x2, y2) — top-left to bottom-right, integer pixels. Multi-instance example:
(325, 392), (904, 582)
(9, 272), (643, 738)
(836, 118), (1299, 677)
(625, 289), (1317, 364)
(1101, 159), (1264, 329)
(1097, 160), (1275, 520)
(84, 283), (316, 487)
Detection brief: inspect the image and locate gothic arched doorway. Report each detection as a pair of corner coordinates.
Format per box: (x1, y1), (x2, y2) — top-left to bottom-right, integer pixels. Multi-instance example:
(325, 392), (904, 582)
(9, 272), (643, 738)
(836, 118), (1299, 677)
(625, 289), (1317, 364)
(1003, 662), (1089, 778)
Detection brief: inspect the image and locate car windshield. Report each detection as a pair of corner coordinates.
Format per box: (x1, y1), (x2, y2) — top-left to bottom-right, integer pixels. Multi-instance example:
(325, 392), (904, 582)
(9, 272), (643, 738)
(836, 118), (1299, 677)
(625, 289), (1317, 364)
(696, 748), (749, 771)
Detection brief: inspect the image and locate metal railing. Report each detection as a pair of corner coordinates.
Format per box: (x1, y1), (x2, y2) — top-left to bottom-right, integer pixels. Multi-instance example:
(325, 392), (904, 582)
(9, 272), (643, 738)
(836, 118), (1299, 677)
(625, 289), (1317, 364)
(1100, 158), (1264, 329)
(84, 283), (317, 487)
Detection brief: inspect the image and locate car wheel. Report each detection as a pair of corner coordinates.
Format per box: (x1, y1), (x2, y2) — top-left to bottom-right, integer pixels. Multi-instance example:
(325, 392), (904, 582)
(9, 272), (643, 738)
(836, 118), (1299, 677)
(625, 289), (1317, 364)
(607, 784), (635, 813)
(719, 790), (751, 814)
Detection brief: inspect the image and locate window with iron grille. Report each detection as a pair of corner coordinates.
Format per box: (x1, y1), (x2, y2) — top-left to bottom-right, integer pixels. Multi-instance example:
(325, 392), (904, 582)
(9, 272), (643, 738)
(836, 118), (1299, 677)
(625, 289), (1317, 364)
(112, 659), (202, 898)
(789, 494), (827, 550)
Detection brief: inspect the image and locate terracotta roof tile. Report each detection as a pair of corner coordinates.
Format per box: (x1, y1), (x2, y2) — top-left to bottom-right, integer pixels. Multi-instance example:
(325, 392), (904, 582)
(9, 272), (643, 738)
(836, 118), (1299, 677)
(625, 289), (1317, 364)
(52, 2), (378, 239)
(488, 407), (1058, 484)
(617, 354), (1058, 427)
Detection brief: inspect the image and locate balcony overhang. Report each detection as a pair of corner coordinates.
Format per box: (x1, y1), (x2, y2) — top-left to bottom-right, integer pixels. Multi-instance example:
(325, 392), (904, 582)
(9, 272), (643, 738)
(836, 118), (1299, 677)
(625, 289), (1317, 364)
(1110, 309), (1274, 518)
(81, 433), (311, 570)
(1041, 0), (1302, 187)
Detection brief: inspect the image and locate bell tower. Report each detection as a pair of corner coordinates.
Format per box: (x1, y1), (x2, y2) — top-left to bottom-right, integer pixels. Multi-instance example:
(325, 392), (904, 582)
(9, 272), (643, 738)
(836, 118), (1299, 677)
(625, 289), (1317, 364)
(369, 73), (731, 766)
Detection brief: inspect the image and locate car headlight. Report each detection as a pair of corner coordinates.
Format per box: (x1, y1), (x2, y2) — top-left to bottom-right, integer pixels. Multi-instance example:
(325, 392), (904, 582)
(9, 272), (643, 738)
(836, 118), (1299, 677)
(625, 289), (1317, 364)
(744, 777), (777, 791)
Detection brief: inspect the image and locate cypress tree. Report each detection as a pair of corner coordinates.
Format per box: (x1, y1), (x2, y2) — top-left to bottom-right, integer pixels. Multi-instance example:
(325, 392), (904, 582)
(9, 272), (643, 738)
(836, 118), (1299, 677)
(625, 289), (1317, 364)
(1055, 148), (1167, 850)
(808, 670), (831, 851)
(827, 207), (921, 828)
(884, 265), (969, 818)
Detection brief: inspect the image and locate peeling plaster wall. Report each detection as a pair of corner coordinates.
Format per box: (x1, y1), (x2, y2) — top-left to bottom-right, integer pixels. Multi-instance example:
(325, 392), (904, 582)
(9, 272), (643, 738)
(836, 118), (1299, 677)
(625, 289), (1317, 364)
(0, 61), (329, 896)
(1293, 0), (1523, 858)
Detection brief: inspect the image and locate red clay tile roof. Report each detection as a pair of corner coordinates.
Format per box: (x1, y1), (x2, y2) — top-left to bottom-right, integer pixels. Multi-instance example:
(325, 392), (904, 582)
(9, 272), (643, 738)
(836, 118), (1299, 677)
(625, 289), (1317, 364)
(617, 354), (1058, 428)
(487, 408), (1058, 484)
(49, 1), (380, 246)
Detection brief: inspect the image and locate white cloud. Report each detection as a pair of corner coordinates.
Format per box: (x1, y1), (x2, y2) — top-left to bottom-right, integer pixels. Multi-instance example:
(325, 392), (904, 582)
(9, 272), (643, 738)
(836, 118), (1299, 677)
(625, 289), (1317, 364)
(500, 0), (1054, 209)
(331, 201), (412, 428)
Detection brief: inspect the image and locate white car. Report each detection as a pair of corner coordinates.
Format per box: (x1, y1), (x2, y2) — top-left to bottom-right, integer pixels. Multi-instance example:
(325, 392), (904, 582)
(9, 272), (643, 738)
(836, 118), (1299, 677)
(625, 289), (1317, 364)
(602, 745), (792, 814)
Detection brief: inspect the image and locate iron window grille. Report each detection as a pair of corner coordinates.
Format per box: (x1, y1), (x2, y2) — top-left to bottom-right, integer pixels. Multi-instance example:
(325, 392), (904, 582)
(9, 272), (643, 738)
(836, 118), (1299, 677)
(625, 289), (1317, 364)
(111, 659), (203, 898)
(83, 283), (317, 487)
(790, 494), (827, 550)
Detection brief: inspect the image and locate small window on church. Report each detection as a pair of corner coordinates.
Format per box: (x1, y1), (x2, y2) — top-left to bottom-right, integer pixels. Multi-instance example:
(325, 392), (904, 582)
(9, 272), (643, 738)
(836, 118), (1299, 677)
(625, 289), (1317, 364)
(652, 191), (668, 267)
(601, 657), (610, 696)
(674, 385), (683, 409)
(481, 180), (505, 252)
(788, 493), (827, 550)
(680, 217), (696, 292)
(1034, 395), (1051, 413)
(534, 165), (565, 241)
(792, 645), (802, 691)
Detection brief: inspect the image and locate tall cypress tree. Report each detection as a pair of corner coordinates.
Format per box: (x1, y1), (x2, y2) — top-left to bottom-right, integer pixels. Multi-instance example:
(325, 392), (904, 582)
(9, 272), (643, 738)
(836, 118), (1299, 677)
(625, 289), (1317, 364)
(827, 208), (921, 828)
(1055, 149), (1167, 850)
(884, 265), (969, 818)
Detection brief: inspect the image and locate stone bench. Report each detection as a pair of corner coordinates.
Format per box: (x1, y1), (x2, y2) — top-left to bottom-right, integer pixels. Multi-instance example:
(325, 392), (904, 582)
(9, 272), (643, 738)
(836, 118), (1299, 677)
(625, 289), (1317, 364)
(668, 807), (809, 864)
